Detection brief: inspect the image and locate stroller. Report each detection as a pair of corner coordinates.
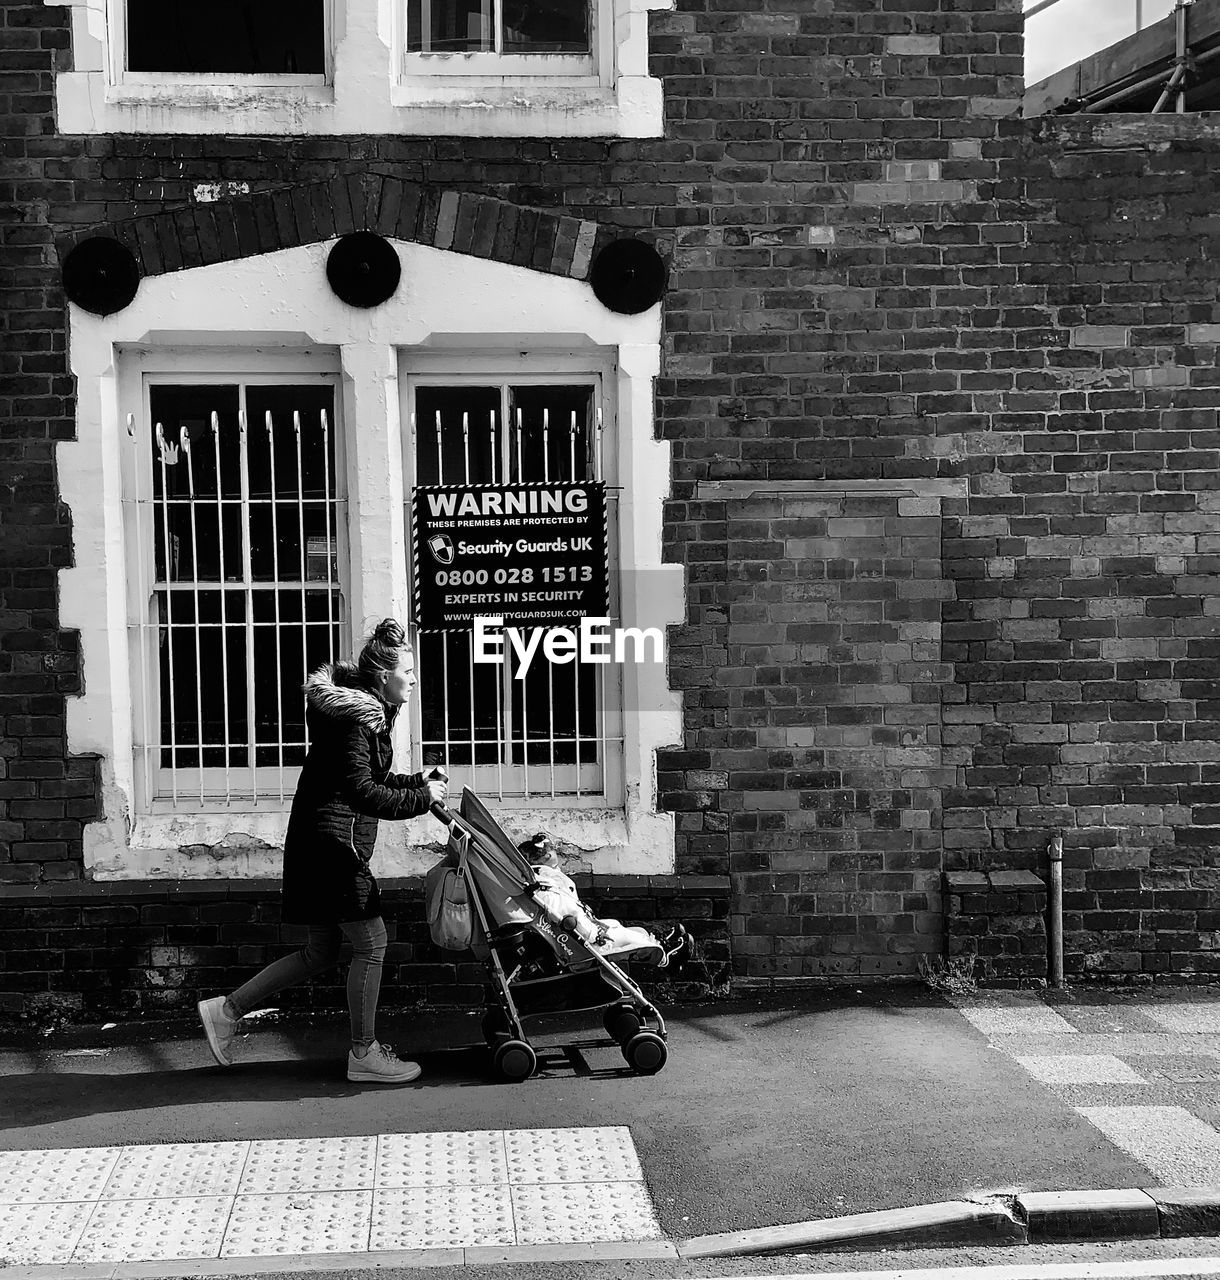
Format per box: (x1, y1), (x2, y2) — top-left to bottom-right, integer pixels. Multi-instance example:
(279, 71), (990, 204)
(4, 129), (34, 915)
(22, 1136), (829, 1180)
(427, 788), (676, 1082)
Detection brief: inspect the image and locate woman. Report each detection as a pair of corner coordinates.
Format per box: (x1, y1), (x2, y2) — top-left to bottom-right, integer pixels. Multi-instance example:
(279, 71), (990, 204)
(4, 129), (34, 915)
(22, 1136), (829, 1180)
(197, 618), (447, 1085)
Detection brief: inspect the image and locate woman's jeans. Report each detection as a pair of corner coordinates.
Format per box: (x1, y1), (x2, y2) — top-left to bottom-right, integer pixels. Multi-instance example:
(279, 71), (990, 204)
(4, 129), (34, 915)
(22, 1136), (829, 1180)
(228, 917), (388, 1048)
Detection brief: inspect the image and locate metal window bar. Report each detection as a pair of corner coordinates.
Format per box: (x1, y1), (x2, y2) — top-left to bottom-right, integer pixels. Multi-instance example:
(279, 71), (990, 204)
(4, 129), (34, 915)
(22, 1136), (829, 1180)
(237, 410), (257, 807)
(265, 409), (287, 800)
(180, 425), (206, 806)
(128, 386), (346, 809)
(210, 411), (234, 805)
(487, 406), (505, 801)
(154, 423), (181, 805)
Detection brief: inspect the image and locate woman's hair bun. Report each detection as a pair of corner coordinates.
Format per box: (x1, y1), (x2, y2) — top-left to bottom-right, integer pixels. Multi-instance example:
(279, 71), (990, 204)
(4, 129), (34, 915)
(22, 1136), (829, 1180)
(372, 617), (406, 648)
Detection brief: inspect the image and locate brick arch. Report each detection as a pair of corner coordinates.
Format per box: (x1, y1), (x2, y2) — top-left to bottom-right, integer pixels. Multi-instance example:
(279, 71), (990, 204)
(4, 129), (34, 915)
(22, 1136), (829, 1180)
(56, 174), (618, 283)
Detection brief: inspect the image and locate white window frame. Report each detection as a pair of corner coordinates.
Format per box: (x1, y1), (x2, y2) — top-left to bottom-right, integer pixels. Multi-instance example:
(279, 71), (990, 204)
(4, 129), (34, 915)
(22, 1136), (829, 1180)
(402, 356), (625, 808)
(108, 0), (336, 89)
(120, 356), (349, 817)
(398, 0), (605, 83)
(45, 0), (670, 136)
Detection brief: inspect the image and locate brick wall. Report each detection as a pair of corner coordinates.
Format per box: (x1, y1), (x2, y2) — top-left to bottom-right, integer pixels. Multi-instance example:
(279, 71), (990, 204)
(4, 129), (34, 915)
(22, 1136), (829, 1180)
(662, 486), (956, 980)
(2, 0), (1220, 1012)
(0, 877), (729, 1020)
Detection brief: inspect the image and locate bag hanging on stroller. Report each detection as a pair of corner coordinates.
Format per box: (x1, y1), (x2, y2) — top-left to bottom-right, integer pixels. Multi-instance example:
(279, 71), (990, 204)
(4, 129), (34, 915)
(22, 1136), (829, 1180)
(424, 830), (476, 952)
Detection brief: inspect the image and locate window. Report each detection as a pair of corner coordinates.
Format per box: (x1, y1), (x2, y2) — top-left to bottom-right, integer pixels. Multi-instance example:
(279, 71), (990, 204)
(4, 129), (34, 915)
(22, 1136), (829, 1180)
(124, 373), (347, 810)
(405, 0), (596, 77)
(406, 369), (624, 805)
(48, 0), (667, 135)
(124, 0), (328, 78)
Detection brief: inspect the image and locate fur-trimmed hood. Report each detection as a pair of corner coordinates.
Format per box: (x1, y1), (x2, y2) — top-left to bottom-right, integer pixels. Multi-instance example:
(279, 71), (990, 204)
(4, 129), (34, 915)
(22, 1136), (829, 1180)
(304, 661), (391, 731)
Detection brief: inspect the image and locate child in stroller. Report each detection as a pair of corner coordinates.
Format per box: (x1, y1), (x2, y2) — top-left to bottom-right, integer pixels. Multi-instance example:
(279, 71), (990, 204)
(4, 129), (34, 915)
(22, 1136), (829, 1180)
(517, 833), (689, 969)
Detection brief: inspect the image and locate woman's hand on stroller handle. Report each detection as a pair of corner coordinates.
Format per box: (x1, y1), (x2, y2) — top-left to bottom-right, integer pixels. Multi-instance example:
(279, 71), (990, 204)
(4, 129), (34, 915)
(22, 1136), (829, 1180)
(423, 765), (448, 810)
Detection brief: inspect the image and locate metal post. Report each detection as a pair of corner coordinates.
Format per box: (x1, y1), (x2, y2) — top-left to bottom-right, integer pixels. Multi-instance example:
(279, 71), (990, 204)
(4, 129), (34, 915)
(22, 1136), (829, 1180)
(1048, 834), (1065, 990)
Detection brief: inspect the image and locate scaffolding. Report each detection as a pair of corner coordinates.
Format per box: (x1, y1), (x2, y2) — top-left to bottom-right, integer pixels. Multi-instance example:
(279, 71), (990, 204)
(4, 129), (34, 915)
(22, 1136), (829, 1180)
(1025, 0), (1220, 115)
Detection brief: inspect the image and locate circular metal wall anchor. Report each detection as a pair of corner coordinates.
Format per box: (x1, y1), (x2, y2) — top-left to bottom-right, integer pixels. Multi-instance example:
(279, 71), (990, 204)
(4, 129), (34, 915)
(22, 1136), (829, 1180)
(589, 237), (667, 315)
(326, 231), (401, 308)
(62, 237), (140, 316)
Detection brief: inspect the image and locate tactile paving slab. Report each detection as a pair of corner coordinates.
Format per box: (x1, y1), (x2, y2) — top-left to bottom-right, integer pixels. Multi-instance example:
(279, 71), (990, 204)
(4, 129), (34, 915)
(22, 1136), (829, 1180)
(238, 1137), (376, 1194)
(0, 1200), (95, 1265)
(102, 1141), (249, 1200)
(221, 1190), (373, 1256)
(370, 1185), (515, 1249)
(511, 1180), (663, 1244)
(376, 1130), (508, 1187)
(0, 1126), (663, 1264)
(505, 1126), (643, 1184)
(0, 1146), (121, 1205)
(73, 1194), (234, 1262)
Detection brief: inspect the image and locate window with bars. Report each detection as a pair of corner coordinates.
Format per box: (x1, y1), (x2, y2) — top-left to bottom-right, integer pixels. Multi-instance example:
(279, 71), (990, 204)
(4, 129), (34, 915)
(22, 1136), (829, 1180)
(408, 376), (623, 805)
(125, 378), (347, 809)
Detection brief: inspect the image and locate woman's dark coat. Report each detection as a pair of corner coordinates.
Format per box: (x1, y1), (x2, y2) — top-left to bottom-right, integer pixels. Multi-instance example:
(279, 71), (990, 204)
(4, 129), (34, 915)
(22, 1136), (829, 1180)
(281, 661), (430, 924)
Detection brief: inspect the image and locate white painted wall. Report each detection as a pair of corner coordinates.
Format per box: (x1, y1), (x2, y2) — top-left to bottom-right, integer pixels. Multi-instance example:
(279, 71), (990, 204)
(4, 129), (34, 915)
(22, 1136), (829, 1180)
(60, 240), (684, 880)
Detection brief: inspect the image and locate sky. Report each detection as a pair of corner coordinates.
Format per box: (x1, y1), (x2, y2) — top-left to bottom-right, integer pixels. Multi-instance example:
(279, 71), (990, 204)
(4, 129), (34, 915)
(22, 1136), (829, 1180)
(1024, 0), (1179, 84)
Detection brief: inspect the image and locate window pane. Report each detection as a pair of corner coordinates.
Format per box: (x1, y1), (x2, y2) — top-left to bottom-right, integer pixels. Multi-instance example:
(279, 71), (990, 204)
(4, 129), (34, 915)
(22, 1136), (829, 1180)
(407, 0), (494, 53)
(126, 0), (326, 73)
(252, 593), (344, 766)
(419, 631), (505, 767)
(415, 386), (501, 484)
(246, 385), (338, 584)
(149, 385), (243, 584)
(158, 590), (248, 768)
(509, 385), (593, 482)
(503, 0), (589, 54)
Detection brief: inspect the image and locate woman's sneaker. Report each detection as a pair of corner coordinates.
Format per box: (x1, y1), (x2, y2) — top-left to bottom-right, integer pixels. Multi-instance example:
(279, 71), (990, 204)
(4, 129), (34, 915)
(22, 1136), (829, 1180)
(197, 996), (237, 1067)
(347, 1041), (422, 1084)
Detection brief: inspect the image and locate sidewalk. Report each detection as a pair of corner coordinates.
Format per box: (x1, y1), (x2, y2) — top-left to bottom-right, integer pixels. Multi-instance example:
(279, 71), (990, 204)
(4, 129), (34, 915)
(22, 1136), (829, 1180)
(2, 986), (1219, 1271)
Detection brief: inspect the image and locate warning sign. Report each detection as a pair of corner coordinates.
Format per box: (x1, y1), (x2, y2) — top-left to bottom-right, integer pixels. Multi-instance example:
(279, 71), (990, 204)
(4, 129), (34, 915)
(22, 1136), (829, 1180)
(411, 481), (608, 632)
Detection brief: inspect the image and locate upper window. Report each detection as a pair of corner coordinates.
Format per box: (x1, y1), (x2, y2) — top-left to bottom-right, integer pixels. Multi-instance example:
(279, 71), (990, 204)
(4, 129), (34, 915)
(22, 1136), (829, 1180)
(405, 0), (595, 77)
(47, 0), (668, 135)
(124, 0), (328, 79)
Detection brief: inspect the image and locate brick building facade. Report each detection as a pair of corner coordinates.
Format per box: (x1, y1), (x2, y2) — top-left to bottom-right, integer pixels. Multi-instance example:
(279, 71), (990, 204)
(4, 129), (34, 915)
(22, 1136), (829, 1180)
(2, 0), (1219, 1021)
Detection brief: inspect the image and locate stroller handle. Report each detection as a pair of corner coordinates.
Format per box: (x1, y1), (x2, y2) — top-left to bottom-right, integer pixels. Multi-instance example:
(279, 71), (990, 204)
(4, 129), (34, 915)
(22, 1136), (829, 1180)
(430, 800), (455, 823)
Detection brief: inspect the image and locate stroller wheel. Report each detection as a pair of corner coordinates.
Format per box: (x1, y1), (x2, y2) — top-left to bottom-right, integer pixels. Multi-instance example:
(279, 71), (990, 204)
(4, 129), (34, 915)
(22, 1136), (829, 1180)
(493, 1038), (537, 1082)
(603, 1002), (642, 1043)
(622, 1030), (667, 1076)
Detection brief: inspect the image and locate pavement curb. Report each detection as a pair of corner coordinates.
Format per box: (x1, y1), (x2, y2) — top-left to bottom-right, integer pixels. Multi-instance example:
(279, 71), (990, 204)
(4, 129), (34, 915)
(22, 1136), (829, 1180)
(677, 1199), (1025, 1258)
(676, 1186), (1220, 1258)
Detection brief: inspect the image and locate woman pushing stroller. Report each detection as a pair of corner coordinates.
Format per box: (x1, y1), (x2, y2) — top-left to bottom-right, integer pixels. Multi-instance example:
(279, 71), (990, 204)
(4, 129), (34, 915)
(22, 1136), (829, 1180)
(197, 618), (445, 1085)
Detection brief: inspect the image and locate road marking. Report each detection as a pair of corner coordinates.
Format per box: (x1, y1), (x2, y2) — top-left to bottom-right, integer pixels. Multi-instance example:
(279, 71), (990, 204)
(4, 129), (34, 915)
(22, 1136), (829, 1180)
(689, 1258), (1220, 1280)
(951, 998), (1220, 1188)
(0, 1126), (662, 1267)
(1080, 1105), (1220, 1187)
(1013, 1055), (1145, 1086)
(1143, 1004), (1220, 1034)
(952, 996), (1079, 1037)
